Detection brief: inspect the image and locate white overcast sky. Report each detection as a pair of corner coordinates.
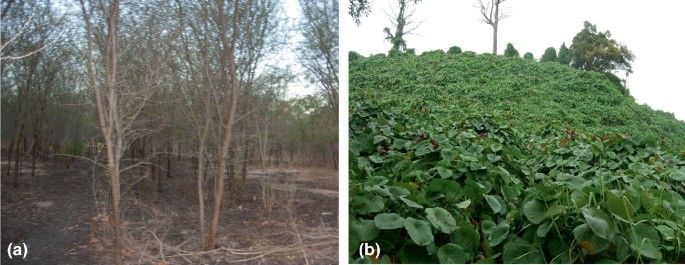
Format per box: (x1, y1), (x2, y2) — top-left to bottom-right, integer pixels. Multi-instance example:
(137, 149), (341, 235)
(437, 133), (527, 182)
(341, 0), (685, 122)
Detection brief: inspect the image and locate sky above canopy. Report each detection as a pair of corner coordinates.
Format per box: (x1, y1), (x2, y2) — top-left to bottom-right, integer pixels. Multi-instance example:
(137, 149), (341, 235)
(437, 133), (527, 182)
(342, 0), (685, 121)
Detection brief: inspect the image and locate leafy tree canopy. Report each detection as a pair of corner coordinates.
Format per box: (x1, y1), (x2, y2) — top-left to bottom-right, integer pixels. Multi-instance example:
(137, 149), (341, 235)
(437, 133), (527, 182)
(558, 42), (571, 65)
(503, 43), (519, 57)
(540, 47), (557, 63)
(523, 52), (534, 60)
(570, 21), (635, 73)
(447, 46), (462, 54)
(349, 0), (373, 25)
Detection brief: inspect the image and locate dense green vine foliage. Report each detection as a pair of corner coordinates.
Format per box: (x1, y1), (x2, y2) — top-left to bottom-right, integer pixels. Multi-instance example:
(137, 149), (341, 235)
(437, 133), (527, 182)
(349, 50), (685, 264)
(349, 50), (685, 152)
(349, 101), (685, 264)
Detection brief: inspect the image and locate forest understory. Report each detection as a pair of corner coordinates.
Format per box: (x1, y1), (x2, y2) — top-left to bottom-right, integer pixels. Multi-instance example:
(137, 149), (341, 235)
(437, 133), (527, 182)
(1, 157), (338, 265)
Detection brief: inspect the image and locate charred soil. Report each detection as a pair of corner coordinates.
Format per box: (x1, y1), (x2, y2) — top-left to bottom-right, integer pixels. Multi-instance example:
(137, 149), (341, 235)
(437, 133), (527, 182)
(1, 158), (338, 264)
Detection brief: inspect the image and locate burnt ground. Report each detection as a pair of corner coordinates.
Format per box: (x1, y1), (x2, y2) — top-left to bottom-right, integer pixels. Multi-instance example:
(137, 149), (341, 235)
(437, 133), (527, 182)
(1, 158), (338, 264)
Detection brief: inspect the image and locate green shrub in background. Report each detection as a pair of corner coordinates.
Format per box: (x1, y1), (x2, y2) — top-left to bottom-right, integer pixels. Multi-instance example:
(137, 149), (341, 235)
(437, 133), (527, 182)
(558, 42), (571, 65)
(421, 49), (446, 57)
(504, 43), (519, 57)
(349, 51), (363, 62)
(540, 47), (558, 63)
(523, 52), (535, 60)
(448, 46), (462, 54)
(388, 48), (403, 57)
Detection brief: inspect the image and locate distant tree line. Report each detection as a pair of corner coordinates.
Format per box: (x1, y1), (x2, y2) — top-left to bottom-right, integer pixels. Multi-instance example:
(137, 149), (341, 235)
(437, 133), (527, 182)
(349, 1), (634, 83)
(503, 21), (634, 94)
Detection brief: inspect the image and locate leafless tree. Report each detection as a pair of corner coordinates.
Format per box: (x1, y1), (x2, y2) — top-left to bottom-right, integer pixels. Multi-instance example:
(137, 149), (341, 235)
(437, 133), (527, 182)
(203, 0), (244, 250)
(78, 0), (125, 262)
(2, 0), (337, 263)
(476, 0), (509, 54)
(79, 0), (171, 262)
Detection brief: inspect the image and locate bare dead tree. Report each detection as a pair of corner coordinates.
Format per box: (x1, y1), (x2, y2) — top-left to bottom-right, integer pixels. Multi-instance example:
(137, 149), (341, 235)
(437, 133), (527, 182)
(3, 1), (335, 262)
(79, 0), (124, 262)
(476, 0), (509, 54)
(206, 0), (241, 250)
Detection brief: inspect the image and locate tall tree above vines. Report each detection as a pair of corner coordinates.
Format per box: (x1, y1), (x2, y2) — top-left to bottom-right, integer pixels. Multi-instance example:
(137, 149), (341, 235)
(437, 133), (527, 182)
(570, 21), (635, 74)
(476, 0), (509, 55)
(383, 0), (421, 52)
(349, 0), (421, 26)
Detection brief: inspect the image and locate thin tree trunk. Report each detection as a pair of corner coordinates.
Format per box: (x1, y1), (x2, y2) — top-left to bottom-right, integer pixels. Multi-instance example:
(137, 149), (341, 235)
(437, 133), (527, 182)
(107, 7), (124, 260)
(13, 119), (25, 187)
(31, 137), (37, 177)
(195, 26), (214, 248)
(175, 0), (209, 246)
(241, 123), (249, 203)
(196, 123), (209, 247)
(228, 146), (236, 200)
(141, 135), (147, 164)
(158, 148), (163, 192)
(150, 143), (155, 179)
(31, 89), (49, 177)
(131, 138), (135, 162)
(13, 55), (39, 188)
(6, 141), (13, 176)
(207, 0), (241, 250)
(492, 3), (499, 54)
(492, 24), (498, 54)
(80, 1), (122, 262)
(167, 140), (171, 178)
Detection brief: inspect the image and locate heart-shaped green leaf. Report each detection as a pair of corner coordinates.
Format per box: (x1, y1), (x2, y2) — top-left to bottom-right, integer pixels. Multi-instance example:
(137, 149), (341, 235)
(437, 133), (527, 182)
(350, 193), (384, 214)
(404, 217), (434, 246)
(582, 208), (616, 240)
(523, 200), (545, 224)
(450, 225), (479, 260)
(489, 221), (510, 246)
(350, 219), (380, 242)
(437, 243), (467, 264)
(484, 194), (502, 214)
(426, 207), (457, 233)
(437, 166), (453, 178)
(630, 223), (662, 260)
(400, 197), (424, 208)
(374, 213), (405, 230)
(503, 238), (545, 264)
(606, 192), (634, 222)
